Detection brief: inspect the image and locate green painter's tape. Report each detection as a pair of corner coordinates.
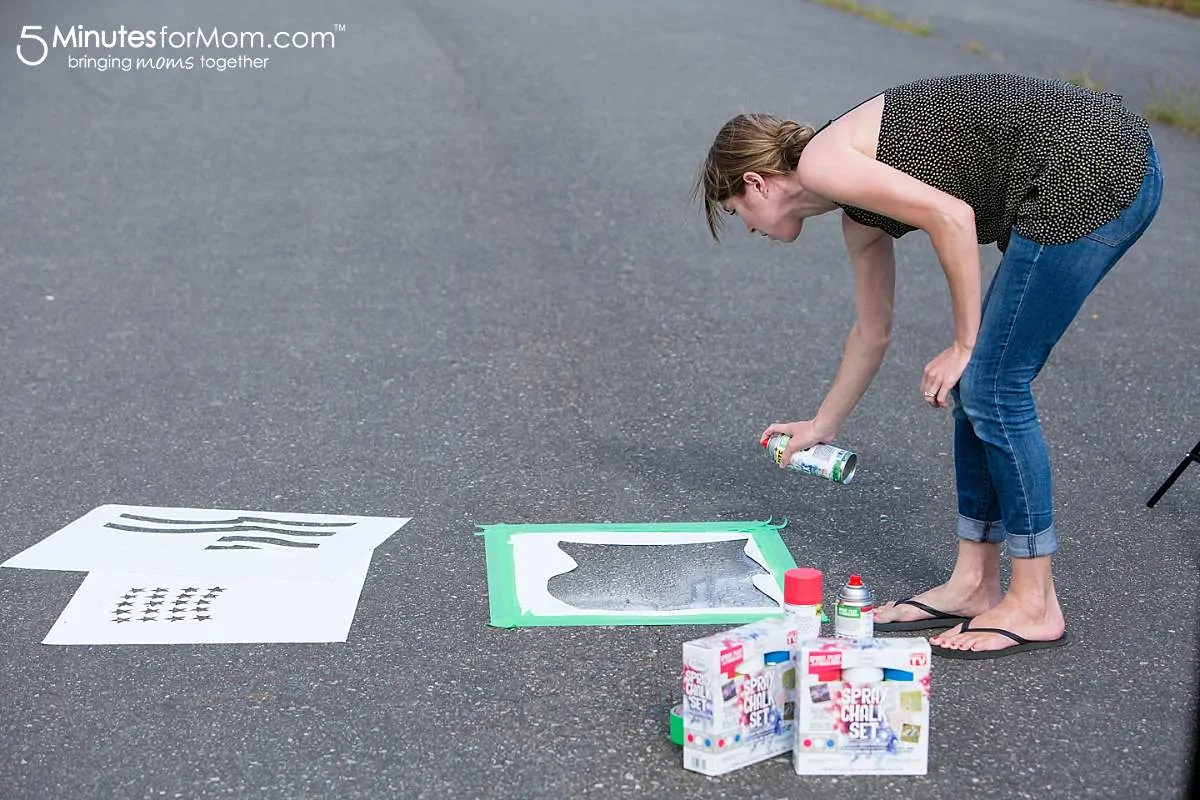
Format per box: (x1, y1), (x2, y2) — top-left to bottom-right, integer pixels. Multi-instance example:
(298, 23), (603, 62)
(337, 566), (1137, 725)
(482, 519), (523, 628)
(489, 608), (788, 629)
(670, 704), (684, 746)
(478, 519), (798, 628)
(475, 518), (787, 537)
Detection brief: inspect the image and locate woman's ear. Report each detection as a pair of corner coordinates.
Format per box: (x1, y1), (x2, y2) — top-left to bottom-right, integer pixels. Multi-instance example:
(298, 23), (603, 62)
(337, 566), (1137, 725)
(742, 171), (768, 198)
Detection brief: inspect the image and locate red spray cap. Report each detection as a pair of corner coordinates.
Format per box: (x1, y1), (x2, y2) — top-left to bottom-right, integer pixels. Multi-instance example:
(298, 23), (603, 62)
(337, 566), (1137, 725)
(784, 567), (823, 606)
(847, 574), (864, 587)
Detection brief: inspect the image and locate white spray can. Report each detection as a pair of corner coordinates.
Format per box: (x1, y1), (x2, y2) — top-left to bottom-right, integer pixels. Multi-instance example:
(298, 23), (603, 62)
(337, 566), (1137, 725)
(834, 574), (875, 640)
(783, 567), (823, 642)
(762, 434), (858, 484)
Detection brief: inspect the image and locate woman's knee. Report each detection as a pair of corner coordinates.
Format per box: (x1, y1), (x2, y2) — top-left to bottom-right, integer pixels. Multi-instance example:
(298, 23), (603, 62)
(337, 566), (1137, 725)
(957, 364), (996, 423)
(958, 363), (1039, 434)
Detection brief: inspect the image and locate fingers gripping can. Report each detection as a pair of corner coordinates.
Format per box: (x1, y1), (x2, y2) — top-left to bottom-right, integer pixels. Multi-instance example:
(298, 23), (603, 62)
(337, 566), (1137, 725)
(763, 434), (858, 485)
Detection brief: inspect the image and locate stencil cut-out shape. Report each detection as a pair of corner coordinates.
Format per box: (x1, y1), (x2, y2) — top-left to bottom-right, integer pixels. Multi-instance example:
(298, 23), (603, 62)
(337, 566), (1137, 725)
(479, 519), (797, 628)
(2, 504), (411, 645)
(2, 505), (410, 581)
(42, 557), (373, 645)
(547, 540), (773, 611)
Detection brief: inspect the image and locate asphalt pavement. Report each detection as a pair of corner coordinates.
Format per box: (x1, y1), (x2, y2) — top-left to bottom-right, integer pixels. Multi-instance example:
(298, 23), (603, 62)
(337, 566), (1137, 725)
(1, 0), (1197, 798)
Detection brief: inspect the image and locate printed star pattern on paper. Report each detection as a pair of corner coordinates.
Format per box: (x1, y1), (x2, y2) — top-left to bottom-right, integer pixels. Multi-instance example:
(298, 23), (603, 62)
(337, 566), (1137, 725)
(6, 504), (411, 644)
(42, 562), (380, 644)
(108, 585), (226, 623)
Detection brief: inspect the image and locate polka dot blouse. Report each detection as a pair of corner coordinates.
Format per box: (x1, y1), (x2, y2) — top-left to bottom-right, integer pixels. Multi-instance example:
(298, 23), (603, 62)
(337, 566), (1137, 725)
(826, 73), (1151, 252)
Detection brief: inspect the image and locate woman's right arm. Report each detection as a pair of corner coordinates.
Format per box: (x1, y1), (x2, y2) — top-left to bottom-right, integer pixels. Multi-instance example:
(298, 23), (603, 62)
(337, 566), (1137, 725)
(762, 214), (895, 463)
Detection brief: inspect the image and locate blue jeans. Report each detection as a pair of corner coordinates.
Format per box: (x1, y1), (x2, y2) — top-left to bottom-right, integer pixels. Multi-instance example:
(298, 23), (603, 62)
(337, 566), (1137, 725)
(951, 141), (1163, 558)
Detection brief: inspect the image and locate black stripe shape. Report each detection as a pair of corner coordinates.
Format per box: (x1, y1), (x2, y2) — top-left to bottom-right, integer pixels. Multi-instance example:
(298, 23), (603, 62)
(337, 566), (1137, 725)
(104, 523), (339, 537)
(203, 535), (320, 549)
(118, 513), (354, 527)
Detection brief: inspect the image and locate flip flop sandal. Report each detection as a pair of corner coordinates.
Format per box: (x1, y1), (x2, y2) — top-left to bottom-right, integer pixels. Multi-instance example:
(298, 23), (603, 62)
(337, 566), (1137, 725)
(874, 598), (971, 632)
(930, 619), (1069, 660)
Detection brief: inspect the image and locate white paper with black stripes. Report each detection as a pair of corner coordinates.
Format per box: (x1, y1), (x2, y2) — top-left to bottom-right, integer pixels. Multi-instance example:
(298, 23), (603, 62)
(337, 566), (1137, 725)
(2, 504), (410, 581)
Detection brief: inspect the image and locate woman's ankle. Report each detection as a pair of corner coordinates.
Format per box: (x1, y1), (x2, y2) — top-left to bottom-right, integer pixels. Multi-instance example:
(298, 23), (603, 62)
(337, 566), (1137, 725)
(946, 540), (1002, 593)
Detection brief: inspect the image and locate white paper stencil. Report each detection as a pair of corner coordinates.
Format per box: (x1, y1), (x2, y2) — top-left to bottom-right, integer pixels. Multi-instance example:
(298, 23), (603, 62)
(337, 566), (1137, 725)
(2, 505), (410, 581)
(42, 556), (374, 644)
(511, 530), (783, 618)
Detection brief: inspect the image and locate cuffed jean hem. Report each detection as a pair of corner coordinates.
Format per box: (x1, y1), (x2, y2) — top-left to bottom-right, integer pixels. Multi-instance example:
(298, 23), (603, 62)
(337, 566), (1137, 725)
(955, 514), (1007, 545)
(1003, 525), (1059, 559)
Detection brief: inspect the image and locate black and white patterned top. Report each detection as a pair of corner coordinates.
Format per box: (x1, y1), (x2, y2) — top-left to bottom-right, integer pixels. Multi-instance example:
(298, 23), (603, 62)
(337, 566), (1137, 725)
(822, 73), (1151, 252)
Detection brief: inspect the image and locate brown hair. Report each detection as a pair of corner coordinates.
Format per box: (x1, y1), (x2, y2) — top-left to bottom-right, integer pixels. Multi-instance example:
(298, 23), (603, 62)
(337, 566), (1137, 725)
(691, 114), (816, 241)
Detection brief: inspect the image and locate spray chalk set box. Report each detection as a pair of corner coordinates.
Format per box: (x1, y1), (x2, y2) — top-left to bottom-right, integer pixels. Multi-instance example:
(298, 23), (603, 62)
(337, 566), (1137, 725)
(794, 637), (931, 776)
(680, 616), (805, 776)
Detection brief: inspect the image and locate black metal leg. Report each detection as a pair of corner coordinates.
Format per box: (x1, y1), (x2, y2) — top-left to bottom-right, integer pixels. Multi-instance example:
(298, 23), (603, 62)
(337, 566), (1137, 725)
(1147, 439), (1200, 508)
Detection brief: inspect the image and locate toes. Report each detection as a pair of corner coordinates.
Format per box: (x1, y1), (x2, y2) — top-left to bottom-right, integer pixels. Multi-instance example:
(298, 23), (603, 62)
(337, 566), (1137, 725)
(933, 624), (965, 643)
(931, 625), (969, 648)
(875, 601), (900, 621)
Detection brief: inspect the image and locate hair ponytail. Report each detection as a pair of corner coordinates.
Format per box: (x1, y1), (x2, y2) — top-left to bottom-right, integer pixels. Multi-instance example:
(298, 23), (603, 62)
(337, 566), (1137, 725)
(692, 113), (816, 241)
(775, 120), (816, 171)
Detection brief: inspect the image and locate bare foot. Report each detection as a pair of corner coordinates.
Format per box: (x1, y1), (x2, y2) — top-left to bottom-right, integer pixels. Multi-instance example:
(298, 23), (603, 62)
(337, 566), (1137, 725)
(930, 592), (1065, 652)
(875, 580), (1001, 625)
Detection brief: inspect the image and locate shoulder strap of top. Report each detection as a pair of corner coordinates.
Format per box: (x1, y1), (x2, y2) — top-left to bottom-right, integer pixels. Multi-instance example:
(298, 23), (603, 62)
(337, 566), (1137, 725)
(810, 91), (883, 140)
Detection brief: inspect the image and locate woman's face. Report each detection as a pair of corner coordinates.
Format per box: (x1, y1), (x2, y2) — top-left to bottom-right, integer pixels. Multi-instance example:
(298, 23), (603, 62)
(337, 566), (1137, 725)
(722, 173), (803, 243)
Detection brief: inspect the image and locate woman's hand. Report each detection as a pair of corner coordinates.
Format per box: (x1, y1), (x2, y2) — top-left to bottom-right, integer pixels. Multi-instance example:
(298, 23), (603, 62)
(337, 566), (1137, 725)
(922, 343), (973, 409)
(759, 420), (832, 468)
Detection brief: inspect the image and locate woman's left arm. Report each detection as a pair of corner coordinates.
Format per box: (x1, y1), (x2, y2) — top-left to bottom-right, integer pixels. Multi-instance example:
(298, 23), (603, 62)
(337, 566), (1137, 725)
(797, 141), (981, 408)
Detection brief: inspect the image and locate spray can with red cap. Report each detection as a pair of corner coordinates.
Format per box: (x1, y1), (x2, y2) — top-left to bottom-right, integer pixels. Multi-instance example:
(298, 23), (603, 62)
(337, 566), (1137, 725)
(783, 567), (824, 641)
(834, 574), (875, 640)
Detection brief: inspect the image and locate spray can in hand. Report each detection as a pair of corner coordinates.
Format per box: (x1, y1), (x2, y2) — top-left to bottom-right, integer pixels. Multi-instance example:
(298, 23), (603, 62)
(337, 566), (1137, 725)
(834, 574), (874, 640)
(762, 434), (858, 485)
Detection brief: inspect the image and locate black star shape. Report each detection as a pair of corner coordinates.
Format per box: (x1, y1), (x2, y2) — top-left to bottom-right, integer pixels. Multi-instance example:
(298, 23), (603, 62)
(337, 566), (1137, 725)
(194, 614), (211, 622)
(113, 609), (131, 617)
(128, 587), (145, 593)
(182, 587), (199, 593)
(145, 601), (164, 608)
(115, 600), (134, 608)
(154, 587), (169, 592)
(168, 615), (185, 622)
(195, 599), (210, 607)
(111, 617), (130, 623)
(139, 615), (157, 622)
(207, 587), (225, 593)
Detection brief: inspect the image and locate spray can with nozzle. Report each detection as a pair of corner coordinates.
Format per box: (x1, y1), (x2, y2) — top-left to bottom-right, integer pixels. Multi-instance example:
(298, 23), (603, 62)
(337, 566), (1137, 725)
(834, 574), (875, 640)
(762, 434), (858, 485)
(783, 567), (824, 641)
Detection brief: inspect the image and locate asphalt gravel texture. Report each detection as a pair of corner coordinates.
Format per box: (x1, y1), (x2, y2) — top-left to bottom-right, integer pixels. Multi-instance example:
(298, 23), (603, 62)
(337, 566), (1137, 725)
(1, 0), (1197, 798)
